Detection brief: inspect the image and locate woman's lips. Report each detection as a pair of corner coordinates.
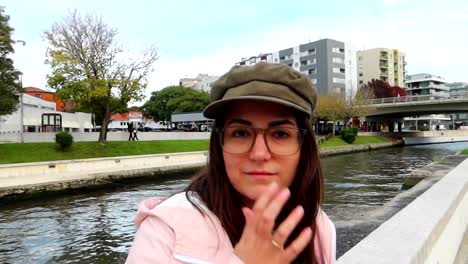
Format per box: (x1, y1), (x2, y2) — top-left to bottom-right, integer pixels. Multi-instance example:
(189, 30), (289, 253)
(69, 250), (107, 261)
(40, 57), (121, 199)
(246, 171), (275, 179)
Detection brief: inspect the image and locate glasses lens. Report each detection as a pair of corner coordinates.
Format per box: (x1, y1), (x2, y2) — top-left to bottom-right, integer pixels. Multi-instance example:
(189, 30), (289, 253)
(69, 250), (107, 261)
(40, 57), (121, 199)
(222, 126), (255, 154)
(221, 126), (304, 155)
(266, 127), (302, 155)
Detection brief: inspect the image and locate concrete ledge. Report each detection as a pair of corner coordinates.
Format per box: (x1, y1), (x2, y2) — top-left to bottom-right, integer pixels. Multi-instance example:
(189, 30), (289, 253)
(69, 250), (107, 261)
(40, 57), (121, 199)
(0, 151), (208, 199)
(337, 157), (468, 264)
(319, 142), (401, 157)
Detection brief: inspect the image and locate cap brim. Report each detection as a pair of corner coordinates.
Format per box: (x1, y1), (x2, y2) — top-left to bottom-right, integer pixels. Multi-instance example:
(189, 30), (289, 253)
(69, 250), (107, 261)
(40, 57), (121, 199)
(203, 95), (310, 119)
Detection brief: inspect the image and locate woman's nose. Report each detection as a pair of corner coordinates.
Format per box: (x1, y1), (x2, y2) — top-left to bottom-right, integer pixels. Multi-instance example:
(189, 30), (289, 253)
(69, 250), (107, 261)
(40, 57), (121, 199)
(249, 132), (271, 160)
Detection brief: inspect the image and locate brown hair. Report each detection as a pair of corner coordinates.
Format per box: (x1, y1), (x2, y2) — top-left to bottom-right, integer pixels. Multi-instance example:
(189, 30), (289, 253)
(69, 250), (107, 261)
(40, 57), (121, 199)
(185, 113), (324, 264)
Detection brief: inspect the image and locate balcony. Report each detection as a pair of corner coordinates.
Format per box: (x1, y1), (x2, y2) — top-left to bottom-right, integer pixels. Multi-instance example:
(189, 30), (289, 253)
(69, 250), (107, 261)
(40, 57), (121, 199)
(380, 51), (388, 60)
(380, 59), (388, 67)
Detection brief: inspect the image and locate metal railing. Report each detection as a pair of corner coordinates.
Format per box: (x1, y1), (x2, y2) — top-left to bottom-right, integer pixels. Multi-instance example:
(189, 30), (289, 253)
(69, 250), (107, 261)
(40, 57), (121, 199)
(365, 92), (468, 105)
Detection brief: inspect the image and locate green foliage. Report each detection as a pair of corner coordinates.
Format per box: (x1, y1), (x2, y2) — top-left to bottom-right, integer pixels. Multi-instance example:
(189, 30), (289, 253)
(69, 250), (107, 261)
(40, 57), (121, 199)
(142, 86), (210, 121)
(0, 6), (23, 115)
(55, 131), (73, 151)
(340, 127), (358, 144)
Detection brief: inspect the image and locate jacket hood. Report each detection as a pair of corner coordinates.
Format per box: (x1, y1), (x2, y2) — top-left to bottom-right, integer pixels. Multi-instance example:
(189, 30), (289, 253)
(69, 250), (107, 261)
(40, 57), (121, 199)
(134, 197), (167, 227)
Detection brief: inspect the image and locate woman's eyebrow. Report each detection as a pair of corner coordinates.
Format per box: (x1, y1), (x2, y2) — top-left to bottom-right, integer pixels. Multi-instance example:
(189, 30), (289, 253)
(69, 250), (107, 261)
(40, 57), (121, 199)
(225, 118), (251, 126)
(269, 119), (295, 127)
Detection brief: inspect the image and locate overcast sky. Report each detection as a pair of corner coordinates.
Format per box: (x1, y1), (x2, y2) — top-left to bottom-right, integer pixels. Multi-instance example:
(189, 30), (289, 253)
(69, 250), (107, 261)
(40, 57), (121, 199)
(4, 0), (468, 104)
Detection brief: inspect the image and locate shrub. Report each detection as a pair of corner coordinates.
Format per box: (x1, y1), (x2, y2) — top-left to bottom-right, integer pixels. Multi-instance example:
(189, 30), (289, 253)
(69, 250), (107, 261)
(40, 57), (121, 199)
(340, 127), (358, 144)
(55, 131), (73, 151)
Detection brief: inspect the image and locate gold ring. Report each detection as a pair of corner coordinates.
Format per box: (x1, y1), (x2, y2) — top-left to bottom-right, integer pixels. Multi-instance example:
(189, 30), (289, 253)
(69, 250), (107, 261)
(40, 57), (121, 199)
(271, 239), (281, 249)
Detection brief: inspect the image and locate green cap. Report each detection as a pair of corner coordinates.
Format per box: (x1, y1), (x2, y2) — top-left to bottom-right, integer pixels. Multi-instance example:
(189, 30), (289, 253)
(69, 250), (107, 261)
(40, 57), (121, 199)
(203, 63), (317, 119)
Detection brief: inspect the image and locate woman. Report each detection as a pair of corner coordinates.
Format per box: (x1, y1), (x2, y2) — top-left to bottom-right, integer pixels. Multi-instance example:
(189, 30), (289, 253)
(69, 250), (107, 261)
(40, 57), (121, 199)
(126, 63), (336, 263)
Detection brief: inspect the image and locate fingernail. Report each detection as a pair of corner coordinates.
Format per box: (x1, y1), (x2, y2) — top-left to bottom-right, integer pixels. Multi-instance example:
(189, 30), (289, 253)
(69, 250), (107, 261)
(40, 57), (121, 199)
(296, 205), (304, 215)
(280, 188), (290, 198)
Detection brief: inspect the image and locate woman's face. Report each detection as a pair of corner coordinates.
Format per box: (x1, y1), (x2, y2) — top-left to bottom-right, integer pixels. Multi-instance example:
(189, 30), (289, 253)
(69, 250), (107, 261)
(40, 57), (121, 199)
(222, 101), (301, 205)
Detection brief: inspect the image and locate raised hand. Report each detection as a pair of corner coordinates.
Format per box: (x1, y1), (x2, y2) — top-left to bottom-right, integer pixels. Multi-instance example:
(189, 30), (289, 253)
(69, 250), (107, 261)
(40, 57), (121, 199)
(234, 183), (312, 264)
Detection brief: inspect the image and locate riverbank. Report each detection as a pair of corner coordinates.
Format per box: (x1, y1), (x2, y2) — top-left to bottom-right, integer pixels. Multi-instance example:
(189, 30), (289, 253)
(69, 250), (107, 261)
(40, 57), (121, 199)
(331, 154), (468, 258)
(0, 140), (402, 202)
(0, 136), (392, 164)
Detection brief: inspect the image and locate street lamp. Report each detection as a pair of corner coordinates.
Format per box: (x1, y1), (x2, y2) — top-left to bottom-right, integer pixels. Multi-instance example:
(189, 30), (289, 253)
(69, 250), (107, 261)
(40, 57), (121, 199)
(19, 73), (24, 143)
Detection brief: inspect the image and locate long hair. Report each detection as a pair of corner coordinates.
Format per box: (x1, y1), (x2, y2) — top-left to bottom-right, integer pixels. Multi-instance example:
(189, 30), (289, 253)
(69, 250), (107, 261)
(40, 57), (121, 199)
(185, 113), (324, 264)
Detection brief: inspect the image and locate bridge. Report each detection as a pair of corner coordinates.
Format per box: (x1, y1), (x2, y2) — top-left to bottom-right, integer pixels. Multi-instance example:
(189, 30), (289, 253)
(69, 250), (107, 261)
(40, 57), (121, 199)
(364, 93), (468, 118)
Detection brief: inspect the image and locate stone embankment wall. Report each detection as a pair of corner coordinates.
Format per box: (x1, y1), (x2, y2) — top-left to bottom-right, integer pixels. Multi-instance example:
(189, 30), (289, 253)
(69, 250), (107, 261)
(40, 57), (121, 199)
(319, 141), (402, 156)
(0, 151), (208, 200)
(0, 142), (404, 201)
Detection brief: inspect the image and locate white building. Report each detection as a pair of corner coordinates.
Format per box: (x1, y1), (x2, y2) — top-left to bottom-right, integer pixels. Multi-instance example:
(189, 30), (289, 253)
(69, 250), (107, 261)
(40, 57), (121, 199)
(405, 73), (449, 96)
(179, 74), (219, 92)
(0, 94), (93, 133)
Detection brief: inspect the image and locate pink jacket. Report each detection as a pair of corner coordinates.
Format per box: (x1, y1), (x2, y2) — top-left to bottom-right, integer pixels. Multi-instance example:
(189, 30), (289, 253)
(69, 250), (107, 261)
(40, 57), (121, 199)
(126, 192), (336, 264)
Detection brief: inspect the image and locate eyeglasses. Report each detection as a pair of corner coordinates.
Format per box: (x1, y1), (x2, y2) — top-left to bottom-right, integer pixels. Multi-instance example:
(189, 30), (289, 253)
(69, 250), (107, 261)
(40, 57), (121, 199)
(219, 126), (306, 156)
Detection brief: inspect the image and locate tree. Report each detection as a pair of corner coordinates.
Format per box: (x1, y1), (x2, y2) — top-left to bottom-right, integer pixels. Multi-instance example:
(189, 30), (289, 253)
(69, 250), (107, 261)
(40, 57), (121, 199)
(142, 85), (210, 122)
(0, 6), (22, 116)
(45, 10), (158, 143)
(315, 94), (346, 135)
(342, 86), (376, 124)
(360, 79), (406, 98)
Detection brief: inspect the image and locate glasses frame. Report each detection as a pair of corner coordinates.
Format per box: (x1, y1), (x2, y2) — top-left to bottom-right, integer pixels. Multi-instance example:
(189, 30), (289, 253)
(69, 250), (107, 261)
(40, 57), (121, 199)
(217, 126), (307, 156)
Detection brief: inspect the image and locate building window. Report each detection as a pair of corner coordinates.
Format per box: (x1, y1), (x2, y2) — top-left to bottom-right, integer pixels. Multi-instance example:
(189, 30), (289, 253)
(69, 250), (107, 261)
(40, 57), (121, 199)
(333, 77), (345, 84)
(308, 49), (316, 54)
(358, 56), (363, 61)
(359, 80), (364, 84)
(274, 58), (278, 62)
(332, 47), (345, 53)
(294, 62), (299, 67)
(279, 56), (285, 61)
(359, 72), (363, 77)
(308, 68), (316, 74)
(34, 93), (42, 98)
(301, 60), (308, 66)
(333, 67), (345, 74)
(332, 57), (344, 63)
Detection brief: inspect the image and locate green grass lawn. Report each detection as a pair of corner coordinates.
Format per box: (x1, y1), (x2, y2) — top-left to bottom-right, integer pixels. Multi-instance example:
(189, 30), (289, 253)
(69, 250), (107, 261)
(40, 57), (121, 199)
(463, 149), (468, 155)
(0, 136), (391, 164)
(319, 135), (389, 148)
(0, 140), (209, 164)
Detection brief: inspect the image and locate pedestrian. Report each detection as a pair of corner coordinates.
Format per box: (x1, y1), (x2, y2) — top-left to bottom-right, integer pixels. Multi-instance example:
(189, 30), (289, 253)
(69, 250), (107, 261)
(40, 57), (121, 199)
(126, 63), (335, 263)
(133, 123), (139, 141)
(127, 122), (134, 141)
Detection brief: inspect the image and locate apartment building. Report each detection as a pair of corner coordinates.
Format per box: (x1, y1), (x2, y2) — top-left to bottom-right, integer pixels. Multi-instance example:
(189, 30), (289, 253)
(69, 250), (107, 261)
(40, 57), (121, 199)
(236, 39), (354, 96)
(357, 48), (406, 87)
(405, 73), (449, 96)
(179, 74), (219, 92)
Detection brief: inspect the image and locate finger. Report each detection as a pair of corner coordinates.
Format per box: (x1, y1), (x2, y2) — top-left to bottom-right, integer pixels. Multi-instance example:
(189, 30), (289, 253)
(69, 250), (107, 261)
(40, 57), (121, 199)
(272, 205), (304, 246)
(252, 182), (278, 214)
(257, 188), (290, 238)
(284, 227), (312, 262)
(241, 207), (255, 233)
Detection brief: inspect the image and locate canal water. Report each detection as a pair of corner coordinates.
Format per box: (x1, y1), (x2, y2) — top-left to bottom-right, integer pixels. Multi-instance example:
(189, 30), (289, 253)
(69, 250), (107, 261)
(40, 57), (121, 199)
(1, 142), (467, 263)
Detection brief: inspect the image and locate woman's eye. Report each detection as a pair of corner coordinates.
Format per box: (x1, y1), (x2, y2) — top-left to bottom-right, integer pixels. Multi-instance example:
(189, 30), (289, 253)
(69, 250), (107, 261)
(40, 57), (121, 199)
(272, 129), (291, 138)
(232, 129), (250, 137)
